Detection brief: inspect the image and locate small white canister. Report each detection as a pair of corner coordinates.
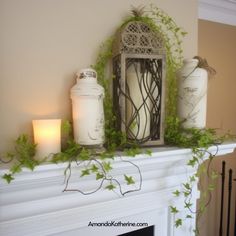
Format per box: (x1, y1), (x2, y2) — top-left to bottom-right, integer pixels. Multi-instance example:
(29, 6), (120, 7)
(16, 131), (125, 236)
(71, 69), (105, 147)
(177, 58), (208, 129)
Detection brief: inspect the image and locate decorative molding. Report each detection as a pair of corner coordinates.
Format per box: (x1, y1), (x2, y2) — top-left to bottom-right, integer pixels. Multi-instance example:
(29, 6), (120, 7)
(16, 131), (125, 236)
(0, 143), (235, 236)
(199, 0), (236, 26)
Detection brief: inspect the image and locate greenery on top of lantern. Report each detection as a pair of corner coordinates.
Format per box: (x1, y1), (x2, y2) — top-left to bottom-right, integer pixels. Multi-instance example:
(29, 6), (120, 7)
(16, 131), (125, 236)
(93, 5), (187, 149)
(0, 4), (235, 235)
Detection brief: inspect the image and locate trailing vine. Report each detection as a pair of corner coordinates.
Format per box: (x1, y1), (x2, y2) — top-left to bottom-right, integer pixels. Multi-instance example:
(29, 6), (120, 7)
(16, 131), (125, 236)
(0, 4), (234, 235)
(1, 121), (146, 196)
(165, 117), (235, 234)
(62, 155), (142, 196)
(1, 134), (39, 183)
(164, 57), (233, 234)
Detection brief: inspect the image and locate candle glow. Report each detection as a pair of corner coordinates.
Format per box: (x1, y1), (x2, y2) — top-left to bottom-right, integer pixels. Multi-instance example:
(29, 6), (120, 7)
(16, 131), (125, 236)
(32, 119), (61, 160)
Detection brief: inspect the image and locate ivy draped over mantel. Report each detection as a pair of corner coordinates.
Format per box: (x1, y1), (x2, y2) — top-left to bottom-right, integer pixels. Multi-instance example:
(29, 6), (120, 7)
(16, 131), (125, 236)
(0, 5), (234, 235)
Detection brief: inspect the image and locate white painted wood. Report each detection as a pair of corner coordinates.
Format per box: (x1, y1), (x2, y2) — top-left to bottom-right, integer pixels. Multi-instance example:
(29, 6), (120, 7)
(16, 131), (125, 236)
(0, 143), (235, 236)
(199, 0), (236, 26)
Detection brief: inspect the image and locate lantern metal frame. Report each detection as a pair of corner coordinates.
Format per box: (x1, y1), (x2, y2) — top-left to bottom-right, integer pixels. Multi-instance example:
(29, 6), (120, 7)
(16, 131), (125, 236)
(112, 21), (166, 146)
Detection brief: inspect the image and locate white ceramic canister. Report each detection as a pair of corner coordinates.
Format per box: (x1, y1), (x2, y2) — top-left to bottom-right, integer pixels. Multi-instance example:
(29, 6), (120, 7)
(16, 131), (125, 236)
(71, 69), (105, 146)
(177, 58), (208, 129)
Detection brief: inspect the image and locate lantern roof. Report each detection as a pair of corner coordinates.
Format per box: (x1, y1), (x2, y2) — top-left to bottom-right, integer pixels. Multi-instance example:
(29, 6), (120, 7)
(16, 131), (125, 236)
(113, 20), (165, 56)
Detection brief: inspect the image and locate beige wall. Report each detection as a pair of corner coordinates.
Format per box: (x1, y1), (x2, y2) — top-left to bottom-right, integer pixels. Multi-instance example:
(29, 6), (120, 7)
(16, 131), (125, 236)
(198, 19), (236, 236)
(0, 0), (198, 153)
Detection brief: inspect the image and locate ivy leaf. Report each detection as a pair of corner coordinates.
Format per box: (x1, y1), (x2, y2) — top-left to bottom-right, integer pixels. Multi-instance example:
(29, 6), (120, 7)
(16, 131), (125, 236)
(124, 148), (141, 157)
(183, 183), (191, 190)
(61, 120), (72, 135)
(16, 134), (28, 145)
(184, 191), (191, 197)
(103, 161), (112, 172)
(175, 219), (182, 227)
(197, 164), (207, 176)
(186, 214), (193, 219)
(21, 159), (38, 171)
(145, 149), (152, 156)
(15, 134), (36, 160)
(211, 171), (218, 180)
(51, 152), (68, 163)
(2, 173), (14, 183)
(90, 164), (99, 173)
(10, 164), (22, 174)
(105, 184), (116, 190)
(99, 151), (114, 160)
(80, 169), (90, 177)
(187, 159), (197, 167)
(79, 148), (90, 161)
(184, 202), (193, 209)
(189, 175), (196, 182)
(173, 190), (180, 197)
(96, 172), (104, 180)
(199, 201), (206, 213)
(170, 206), (179, 214)
(193, 228), (200, 235)
(124, 174), (135, 185)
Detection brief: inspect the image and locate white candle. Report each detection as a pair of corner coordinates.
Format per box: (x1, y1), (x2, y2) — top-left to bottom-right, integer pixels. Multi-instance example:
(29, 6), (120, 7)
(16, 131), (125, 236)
(126, 62), (151, 140)
(32, 119), (61, 160)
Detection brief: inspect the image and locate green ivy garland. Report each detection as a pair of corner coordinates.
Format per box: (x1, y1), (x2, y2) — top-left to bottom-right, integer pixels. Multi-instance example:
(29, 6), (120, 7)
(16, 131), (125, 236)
(0, 5), (234, 235)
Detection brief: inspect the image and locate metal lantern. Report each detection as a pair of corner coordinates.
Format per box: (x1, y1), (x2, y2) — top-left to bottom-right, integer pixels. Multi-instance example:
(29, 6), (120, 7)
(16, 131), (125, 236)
(112, 21), (166, 146)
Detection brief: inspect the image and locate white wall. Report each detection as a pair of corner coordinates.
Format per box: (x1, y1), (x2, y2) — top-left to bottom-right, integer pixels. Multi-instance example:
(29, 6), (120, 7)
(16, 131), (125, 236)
(0, 0), (198, 153)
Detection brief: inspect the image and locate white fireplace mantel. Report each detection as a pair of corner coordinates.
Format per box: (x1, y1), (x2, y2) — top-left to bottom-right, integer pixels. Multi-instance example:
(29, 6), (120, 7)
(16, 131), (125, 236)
(0, 143), (235, 236)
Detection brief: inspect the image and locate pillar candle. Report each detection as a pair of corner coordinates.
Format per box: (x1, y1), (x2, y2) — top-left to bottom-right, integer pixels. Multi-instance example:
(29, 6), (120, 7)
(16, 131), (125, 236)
(32, 119), (61, 160)
(126, 62), (151, 140)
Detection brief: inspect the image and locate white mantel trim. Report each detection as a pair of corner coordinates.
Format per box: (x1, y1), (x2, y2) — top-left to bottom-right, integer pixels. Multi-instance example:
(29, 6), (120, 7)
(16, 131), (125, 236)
(0, 142), (235, 236)
(199, 0), (236, 26)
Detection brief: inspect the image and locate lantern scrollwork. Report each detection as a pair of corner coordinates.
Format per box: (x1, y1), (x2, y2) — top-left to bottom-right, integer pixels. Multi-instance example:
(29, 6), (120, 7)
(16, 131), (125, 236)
(112, 21), (166, 146)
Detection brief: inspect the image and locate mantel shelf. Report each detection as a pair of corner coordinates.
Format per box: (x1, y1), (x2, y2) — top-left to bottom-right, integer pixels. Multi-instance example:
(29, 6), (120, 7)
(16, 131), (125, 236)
(0, 142), (235, 236)
(1, 142), (235, 176)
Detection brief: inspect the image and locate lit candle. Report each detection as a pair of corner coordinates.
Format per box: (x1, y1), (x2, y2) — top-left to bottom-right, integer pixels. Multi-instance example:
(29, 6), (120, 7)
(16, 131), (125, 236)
(32, 119), (61, 160)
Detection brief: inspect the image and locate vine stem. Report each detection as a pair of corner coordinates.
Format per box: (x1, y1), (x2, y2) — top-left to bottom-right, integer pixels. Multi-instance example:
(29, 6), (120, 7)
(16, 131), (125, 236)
(63, 155), (143, 196)
(0, 156), (14, 164)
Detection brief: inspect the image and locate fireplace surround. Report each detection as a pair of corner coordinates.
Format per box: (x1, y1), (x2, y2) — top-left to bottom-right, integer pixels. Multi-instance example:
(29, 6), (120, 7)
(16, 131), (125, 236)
(118, 225), (154, 236)
(0, 143), (235, 236)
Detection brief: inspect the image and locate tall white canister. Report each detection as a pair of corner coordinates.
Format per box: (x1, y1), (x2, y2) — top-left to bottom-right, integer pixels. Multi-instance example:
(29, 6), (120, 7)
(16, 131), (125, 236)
(177, 58), (208, 129)
(71, 69), (105, 147)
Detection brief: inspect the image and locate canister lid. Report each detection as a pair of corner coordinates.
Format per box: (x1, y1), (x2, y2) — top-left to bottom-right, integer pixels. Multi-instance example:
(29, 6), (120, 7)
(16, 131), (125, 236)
(71, 68), (105, 98)
(77, 68), (97, 80)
